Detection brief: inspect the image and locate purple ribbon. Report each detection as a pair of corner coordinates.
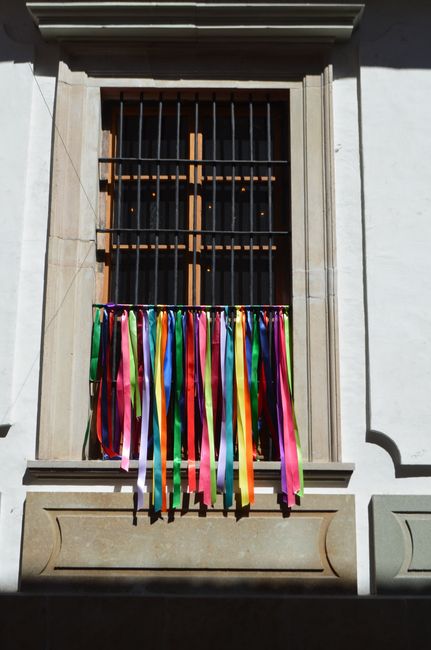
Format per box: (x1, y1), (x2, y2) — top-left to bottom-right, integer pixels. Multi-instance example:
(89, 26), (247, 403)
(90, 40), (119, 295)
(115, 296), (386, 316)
(195, 313), (204, 456)
(137, 311), (151, 509)
(274, 312), (287, 500)
(217, 310), (227, 491)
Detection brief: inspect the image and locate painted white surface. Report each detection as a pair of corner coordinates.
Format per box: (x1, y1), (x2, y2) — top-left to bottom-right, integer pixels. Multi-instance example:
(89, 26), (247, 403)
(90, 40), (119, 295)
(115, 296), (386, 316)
(361, 66), (431, 465)
(332, 62), (431, 591)
(0, 55), (56, 589)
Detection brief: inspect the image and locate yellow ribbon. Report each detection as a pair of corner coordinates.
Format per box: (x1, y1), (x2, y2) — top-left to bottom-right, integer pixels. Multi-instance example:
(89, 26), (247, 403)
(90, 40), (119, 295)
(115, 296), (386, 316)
(234, 309), (249, 506)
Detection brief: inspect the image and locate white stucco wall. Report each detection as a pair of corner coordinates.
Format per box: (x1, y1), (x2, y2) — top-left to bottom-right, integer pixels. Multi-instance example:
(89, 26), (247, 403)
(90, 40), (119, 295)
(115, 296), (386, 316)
(362, 64), (431, 464)
(0, 48), (55, 587)
(337, 2), (431, 593)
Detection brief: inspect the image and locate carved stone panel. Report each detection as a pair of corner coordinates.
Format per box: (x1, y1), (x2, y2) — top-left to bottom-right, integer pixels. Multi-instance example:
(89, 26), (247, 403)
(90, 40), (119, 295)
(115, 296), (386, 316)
(371, 495), (431, 593)
(21, 492), (356, 592)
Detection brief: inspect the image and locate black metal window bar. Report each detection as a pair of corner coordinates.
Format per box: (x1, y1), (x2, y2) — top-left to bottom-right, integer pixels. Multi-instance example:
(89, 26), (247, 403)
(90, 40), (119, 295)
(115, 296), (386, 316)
(98, 91), (290, 307)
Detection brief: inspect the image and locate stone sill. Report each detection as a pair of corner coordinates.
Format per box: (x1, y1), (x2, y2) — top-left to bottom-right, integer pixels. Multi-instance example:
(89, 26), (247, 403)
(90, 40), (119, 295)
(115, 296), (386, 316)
(24, 460), (354, 487)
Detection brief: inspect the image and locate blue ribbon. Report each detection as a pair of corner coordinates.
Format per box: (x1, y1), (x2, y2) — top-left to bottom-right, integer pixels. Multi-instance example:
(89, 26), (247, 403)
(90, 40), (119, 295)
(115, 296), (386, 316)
(163, 310), (175, 410)
(224, 310), (234, 508)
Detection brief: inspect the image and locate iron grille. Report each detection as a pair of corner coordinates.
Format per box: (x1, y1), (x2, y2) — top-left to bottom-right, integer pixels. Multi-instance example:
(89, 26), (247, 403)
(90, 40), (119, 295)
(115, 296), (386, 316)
(98, 91), (291, 306)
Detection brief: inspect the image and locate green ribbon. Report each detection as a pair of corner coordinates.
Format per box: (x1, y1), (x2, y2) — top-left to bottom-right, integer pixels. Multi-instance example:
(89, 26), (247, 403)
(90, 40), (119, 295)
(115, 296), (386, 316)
(173, 310), (183, 508)
(128, 310), (141, 417)
(250, 312), (260, 446)
(283, 309), (304, 497)
(224, 311), (234, 508)
(89, 308), (101, 381)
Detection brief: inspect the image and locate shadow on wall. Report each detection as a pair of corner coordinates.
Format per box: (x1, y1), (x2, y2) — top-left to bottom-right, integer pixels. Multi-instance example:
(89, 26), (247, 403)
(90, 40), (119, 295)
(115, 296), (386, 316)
(367, 430), (431, 478)
(332, 0), (431, 80)
(0, 593), (426, 650)
(2, 0), (431, 77)
(0, 0), (58, 73)
(357, 0), (431, 70)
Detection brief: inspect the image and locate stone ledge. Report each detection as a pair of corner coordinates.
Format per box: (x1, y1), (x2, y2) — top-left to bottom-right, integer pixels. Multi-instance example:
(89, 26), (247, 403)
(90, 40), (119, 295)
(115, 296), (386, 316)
(24, 460), (354, 487)
(27, 2), (365, 44)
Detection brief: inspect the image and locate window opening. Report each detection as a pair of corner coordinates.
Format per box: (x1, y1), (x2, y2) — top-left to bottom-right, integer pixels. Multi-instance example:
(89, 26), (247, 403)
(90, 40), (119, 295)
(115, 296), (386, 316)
(98, 91), (290, 307)
(92, 91), (302, 509)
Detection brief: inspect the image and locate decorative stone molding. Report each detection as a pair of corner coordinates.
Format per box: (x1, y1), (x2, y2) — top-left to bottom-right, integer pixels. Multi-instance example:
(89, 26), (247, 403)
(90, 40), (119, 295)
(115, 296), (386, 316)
(37, 64), (342, 465)
(27, 2), (365, 44)
(21, 492), (356, 592)
(24, 460), (355, 487)
(370, 496), (431, 593)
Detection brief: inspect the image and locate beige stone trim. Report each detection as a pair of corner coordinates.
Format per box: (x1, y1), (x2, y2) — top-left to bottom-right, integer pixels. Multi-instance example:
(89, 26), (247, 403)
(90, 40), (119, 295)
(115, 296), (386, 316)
(27, 2), (365, 44)
(290, 69), (340, 462)
(21, 492), (356, 592)
(25, 460), (355, 488)
(38, 63), (341, 465)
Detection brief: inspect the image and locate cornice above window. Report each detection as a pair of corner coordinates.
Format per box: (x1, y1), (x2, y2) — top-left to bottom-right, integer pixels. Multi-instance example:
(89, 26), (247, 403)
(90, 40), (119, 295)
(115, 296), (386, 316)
(27, 2), (365, 44)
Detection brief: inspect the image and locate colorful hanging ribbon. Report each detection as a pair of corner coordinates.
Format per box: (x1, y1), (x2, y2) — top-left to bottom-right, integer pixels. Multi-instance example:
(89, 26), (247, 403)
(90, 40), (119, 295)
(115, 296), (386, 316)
(89, 305), (303, 512)
(137, 311), (151, 509)
(173, 310), (183, 508)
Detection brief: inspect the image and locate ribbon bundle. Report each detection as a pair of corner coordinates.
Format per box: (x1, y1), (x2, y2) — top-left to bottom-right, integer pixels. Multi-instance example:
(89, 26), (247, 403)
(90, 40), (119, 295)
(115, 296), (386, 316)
(89, 306), (303, 511)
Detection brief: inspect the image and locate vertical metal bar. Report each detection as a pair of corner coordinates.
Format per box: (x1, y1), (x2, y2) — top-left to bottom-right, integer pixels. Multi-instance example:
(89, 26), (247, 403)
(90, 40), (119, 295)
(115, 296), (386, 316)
(192, 94), (199, 306)
(230, 94), (235, 305)
(174, 94), (181, 304)
(134, 92), (144, 304)
(114, 93), (124, 304)
(211, 94), (216, 305)
(249, 95), (254, 305)
(154, 94), (163, 304)
(267, 96), (273, 305)
(112, 94), (124, 451)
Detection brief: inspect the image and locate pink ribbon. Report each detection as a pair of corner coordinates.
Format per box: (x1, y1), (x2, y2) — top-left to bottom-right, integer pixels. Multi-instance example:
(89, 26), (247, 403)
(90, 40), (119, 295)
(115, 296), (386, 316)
(279, 312), (300, 501)
(137, 311), (150, 508)
(217, 311), (227, 491)
(198, 312), (211, 505)
(120, 311), (132, 471)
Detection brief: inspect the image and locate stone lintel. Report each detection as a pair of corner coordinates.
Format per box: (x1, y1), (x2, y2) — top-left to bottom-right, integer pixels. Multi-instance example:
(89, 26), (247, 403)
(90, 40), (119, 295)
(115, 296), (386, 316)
(27, 2), (365, 44)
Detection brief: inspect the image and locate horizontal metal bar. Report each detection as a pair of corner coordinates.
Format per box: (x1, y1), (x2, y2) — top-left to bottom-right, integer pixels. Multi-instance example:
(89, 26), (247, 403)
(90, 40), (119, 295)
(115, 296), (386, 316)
(93, 304), (290, 311)
(99, 156), (290, 165)
(97, 228), (290, 236)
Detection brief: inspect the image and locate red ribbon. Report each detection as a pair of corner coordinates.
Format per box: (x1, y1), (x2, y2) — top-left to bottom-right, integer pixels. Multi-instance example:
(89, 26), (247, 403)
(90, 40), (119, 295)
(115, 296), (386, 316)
(186, 312), (196, 492)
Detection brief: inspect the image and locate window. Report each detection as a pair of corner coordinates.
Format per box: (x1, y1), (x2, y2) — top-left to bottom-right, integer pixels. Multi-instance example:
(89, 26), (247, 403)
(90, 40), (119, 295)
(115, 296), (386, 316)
(99, 92), (290, 307)
(91, 91), (295, 476)
(38, 66), (340, 472)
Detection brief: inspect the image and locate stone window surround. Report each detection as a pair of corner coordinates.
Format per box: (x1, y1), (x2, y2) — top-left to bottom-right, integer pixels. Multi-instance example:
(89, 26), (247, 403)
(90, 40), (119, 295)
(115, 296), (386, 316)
(31, 61), (354, 490)
(28, 1), (365, 485)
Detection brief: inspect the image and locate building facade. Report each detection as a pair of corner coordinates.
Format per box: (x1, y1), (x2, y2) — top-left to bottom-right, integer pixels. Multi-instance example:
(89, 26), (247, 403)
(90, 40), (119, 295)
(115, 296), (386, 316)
(1, 0), (431, 612)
